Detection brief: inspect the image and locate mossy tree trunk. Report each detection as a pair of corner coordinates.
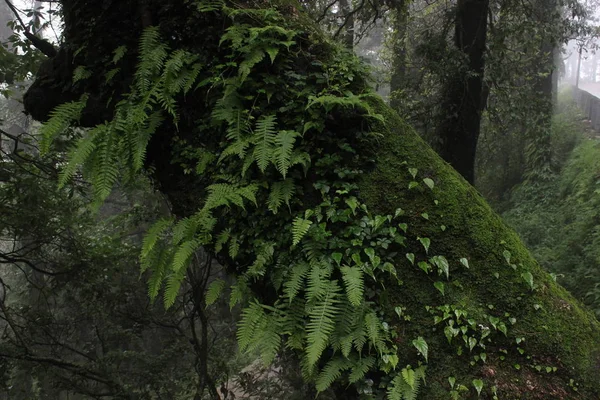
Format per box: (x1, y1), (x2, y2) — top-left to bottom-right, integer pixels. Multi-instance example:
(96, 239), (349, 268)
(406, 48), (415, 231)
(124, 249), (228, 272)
(22, 1), (600, 398)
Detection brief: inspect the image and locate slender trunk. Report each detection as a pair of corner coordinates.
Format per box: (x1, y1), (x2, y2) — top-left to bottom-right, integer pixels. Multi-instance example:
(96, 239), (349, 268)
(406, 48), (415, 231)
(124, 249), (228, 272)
(434, 0), (489, 184)
(389, 0), (408, 111)
(338, 0), (354, 49)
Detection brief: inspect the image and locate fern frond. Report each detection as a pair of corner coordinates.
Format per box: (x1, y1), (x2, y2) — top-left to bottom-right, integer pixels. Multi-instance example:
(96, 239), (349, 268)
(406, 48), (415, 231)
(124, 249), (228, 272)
(196, 0), (225, 12)
(229, 277), (248, 309)
(163, 267), (186, 308)
(141, 217), (174, 262)
(273, 130), (299, 177)
(305, 280), (341, 367)
(72, 65), (91, 83)
(40, 97), (88, 153)
(348, 356), (375, 383)
(292, 216), (312, 246)
(268, 178), (295, 214)
(364, 311), (385, 353)
(91, 131), (119, 202)
(340, 265), (364, 307)
(147, 247), (171, 299)
(171, 239), (200, 274)
(237, 301), (267, 351)
(238, 48), (265, 82)
(252, 114), (277, 172)
(315, 357), (351, 392)
(203, 183), (244, 210)
(205, 279), (226, 306)
(283, 262), (309, 303)
(58, 127), (101, 187)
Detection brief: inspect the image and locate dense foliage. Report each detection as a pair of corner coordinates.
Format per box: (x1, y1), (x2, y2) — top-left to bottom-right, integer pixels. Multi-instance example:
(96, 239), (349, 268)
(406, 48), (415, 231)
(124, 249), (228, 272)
(500, 92), (600, 317)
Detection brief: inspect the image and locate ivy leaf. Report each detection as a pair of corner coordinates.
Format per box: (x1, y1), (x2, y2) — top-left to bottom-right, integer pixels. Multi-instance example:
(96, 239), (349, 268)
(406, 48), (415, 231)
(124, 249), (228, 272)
(431, 255), (450, 279)
(408, 181), (419, 189)
(460, 258), (469, 269)
(331, 252), (343, 265)
(468, 337), (477, 352)
(521, 272), (534, 290)
(406, 253), (415, 265)
(472, 379), (484, 396)
(423, 178), (434, 190)
(448, 376), (456, 389)
(418, 237), (431, 254)
(408, 168), (418, 178)
(412, 337), (429, 362)
(434, 281), (445, 295)
(503, 250), (511, 265)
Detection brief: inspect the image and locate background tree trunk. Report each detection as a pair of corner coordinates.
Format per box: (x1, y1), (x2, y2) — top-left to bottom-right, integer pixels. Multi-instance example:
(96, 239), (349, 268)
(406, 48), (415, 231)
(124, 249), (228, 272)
(434, 0), (489, 184)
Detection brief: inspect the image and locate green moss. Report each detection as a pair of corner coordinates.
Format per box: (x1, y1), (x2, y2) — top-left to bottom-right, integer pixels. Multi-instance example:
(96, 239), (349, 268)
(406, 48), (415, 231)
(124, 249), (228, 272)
(357, 98), (600, 398)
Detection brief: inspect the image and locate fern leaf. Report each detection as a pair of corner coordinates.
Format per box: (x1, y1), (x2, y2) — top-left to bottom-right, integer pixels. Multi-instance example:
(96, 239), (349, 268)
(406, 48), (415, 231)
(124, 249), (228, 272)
(91, 131), (119, 202)
(58, 127), (101, 187)
(171, 239), (200, 272)
(112, 45), (127, 64)
(273, 130), (299, 177)
(348, 356), (375, 384)
(40, 97), (88, 153)
(229, 235), (240, 259)
(229, 277), (248, 309)
(292, 216), (312, 246)
(268, 179), (295, 214)
(365, 311), (384, 353)
(237, 301), (267, 351)
(388, 374), (407, 400)
(305, 280), (340, 367)
(283, 262), (309, 303)
(315, 357), (351, 392)
(340, 265), (364, 307)
(147, 247), (171, 299)
(253, 114), (277, 172)
(163, 267), (185, 308)
(205, 279), (226, 306)
(141, 217), (174, 262)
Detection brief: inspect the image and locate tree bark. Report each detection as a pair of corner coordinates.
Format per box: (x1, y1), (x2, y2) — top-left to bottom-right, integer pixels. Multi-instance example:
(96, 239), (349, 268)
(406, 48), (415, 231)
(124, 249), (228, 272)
(21, 1), (600, 398)
(389, 0), (408, 111)
(434, 0), (489, 184)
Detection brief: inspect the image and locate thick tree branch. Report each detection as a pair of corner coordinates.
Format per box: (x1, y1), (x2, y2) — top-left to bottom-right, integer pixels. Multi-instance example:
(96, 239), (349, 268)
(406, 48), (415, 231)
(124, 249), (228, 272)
(3, 0), (58, 57)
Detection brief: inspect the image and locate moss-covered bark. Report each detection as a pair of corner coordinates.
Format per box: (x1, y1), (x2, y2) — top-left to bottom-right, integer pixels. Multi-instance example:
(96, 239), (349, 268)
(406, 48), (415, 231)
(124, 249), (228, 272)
(22, 1), (600, 398)
(359, 99), (600, 398)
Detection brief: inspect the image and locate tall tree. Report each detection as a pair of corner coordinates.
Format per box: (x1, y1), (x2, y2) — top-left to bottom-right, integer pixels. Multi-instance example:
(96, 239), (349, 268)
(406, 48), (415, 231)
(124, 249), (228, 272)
(19, 1), (600, 398)
(434, 0), (489, 184)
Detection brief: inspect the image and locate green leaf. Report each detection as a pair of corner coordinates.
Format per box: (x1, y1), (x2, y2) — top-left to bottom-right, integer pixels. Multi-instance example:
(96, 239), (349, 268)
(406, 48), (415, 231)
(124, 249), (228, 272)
(503, 250), (511, 265)
(408, 181), (419, 189)
(412, 337), (429, 362)
(418, 237), (431, 254)
(406, 253), (415, 265)
(205, 279), (226, 306)
(340, 266), (364, 306)
(521, 271), (534, 290)
(472, 379), (484, 396)
(459, 258), (469, 269)
(408, 168), (418, 178)
(292, 216), (312, 246)
(434, 281), (445, 295)
(423, 178), (434, 190)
